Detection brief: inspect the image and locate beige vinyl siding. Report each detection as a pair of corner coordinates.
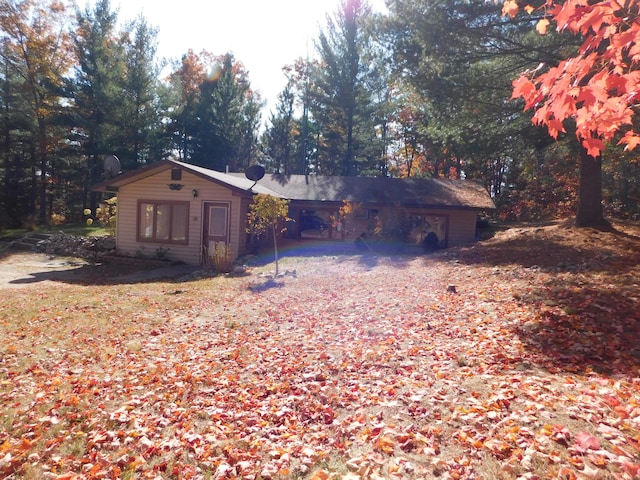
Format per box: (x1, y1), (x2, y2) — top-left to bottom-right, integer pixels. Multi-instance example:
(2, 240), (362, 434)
(410, 208), (477, 247)
(439, 209), (478, 246)
(116, 169), (246, 265)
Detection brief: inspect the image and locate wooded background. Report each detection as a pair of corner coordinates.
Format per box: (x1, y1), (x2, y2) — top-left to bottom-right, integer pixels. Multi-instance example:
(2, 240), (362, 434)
(1, 0), (638, 229)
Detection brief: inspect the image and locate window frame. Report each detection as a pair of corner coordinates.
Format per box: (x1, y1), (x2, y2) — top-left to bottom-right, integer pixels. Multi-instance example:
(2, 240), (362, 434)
(137, 200), (190, 245)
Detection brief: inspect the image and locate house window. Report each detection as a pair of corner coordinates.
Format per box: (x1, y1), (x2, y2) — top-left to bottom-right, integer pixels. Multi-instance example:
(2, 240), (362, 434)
(171, 169), (182, 180)
(138, 201), (189, 244)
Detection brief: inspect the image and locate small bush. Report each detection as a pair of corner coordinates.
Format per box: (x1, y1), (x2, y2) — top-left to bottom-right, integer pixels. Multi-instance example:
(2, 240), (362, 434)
(212, 242), (234, 273)
(50, 213), (66, 225)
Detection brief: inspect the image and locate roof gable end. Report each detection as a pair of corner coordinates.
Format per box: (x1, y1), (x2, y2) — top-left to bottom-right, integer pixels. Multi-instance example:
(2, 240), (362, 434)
(92, 160), (280, 196)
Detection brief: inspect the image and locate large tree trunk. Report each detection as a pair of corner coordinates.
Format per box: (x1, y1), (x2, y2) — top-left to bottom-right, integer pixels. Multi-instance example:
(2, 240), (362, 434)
(576, 145), (605, 227)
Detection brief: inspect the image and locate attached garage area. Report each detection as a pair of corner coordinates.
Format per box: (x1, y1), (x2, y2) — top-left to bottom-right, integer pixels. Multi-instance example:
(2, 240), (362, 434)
(258, 173), (495, 252)
(285, 202), (478, 249)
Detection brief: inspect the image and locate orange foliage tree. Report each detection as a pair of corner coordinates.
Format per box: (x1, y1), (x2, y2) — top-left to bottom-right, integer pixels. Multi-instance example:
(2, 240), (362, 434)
(504, 0), (640, 226)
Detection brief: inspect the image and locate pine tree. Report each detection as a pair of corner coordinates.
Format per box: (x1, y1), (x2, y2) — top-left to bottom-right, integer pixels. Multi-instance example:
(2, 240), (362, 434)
(73, 0), (127, 210)
(120, 15), (164, 166)
(311, 0), (377, 176)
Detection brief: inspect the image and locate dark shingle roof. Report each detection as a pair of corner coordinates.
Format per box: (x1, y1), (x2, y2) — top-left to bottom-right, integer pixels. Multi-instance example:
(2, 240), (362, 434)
(243, 174), (495, 210)
(93, 159), (494, 210)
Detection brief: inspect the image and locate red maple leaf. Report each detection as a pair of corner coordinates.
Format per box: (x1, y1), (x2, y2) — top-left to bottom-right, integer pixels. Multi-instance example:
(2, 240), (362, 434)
(573, 431), (601, 453)
(618, 131), (640, 151)
(581, 136), (605, 157)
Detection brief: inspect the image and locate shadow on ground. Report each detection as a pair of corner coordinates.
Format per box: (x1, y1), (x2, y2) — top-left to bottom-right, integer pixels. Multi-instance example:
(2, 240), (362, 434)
(1, 252), (201, 287)
(250, 238), (424, 271)
(515, 284), (640, 376)
(449, 220), (640, 377)
(450, 220), (640, 274)
(516, 260), (640, 378)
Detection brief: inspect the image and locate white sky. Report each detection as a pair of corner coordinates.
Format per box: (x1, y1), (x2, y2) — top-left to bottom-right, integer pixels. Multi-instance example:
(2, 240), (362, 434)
(110, 0), (387, 117)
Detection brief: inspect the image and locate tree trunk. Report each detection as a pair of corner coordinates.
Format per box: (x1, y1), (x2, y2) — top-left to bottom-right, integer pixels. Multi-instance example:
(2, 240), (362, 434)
(576, 145), (605, 227)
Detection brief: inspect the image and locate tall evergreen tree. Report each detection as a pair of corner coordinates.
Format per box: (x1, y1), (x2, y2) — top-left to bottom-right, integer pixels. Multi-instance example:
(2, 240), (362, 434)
(73, 0), (127, 209)
(360, 12), (393, 176)
(191, 53), (262, 171)
(0, 40), (34, 227)
(120, 15), (164, 166)
(262, 79), (297, 174)
(311, 0), (377, 176)
(261, 60), (320, 176)
(383, 0), (577, 200)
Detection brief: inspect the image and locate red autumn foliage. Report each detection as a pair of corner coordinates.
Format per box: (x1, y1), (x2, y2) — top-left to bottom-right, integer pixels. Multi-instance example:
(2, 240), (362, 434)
(506, 0), (640, 157)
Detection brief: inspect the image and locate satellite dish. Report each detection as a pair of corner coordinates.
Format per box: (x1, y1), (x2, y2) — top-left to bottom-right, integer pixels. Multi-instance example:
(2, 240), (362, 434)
(103, 155), (121, 178)
(244, 164), (265, 182)
(244, 164), (265, 191)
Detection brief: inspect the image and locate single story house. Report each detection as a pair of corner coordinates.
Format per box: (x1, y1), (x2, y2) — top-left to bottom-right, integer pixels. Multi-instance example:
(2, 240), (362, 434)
(93, 159), (494, 265)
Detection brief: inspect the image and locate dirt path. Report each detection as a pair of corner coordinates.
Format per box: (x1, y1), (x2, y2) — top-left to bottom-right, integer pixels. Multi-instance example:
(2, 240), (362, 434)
(0, 253), (91, 288)
(0, 252), (200, 288)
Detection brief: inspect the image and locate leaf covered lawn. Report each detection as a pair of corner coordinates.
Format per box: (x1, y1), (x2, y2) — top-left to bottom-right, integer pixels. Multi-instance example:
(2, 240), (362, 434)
(1, 221), (640, 479)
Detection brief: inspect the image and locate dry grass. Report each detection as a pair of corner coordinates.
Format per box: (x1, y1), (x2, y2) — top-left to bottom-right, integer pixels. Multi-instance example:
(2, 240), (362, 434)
(212, 242), (235, 273)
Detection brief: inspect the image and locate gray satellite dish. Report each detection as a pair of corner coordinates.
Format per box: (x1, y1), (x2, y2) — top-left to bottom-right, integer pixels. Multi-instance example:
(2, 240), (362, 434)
(103, 155), (121, 178)
(244, 164), (265, 190)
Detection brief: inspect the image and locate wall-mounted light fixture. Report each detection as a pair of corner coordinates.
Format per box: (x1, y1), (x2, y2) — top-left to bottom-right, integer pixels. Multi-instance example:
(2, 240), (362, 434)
(168, 183), (183, 191)
(192, 189), (199, 198)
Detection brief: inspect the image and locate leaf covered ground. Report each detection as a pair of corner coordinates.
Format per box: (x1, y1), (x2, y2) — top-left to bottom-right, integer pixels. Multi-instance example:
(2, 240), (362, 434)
(1, 220), (639, 479)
